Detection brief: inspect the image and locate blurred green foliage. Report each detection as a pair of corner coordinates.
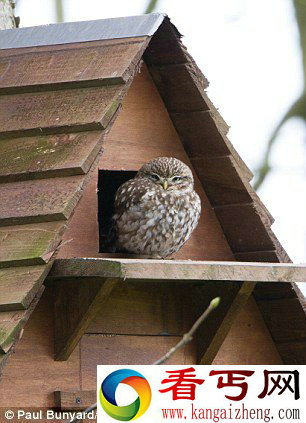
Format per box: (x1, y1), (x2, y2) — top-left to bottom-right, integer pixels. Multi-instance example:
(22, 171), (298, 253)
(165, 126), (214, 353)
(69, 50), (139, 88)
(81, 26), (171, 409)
(56, 0), (64, 22)
(145, 0), (159, 14)
(254, 0), (306, 190)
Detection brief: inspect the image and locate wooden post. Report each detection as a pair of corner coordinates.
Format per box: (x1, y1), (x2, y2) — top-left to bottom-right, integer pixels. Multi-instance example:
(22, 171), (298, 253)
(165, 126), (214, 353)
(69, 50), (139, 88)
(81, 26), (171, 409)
(54, 277), (120, 361)
(198, 281), (256, 364)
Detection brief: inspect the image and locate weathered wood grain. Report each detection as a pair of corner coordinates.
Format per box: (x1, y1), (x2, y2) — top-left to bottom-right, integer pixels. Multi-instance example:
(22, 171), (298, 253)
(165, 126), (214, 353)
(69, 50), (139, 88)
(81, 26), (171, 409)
(0, 222), (65, 268)
(213, 296), (283, 364)
(0, 286), (44, 353)
(0, 39), (146, 93)
(234, 250), (280, 262)
(87, 282), (193, 335)
(193, 155), (274, 225)
(0, 37), (147, 57)
(257, 298), (306, 344)
(172, 111), (230, 158)
(254, 282), (297, 300)
(149, 63), (209, 113)
(277, 340), (306, 365)
(54, 390), (96, 411)
(0, 265), (50, 311)
(0, 131), (105, 182)
(0, 287), (81, 407)
(81, 334), (196, 390)
(0, 176), (84, 226)
(193, 155), (252, 206)
(54, 278), (119, 361)
(0, 85), (123, 138)
(50, 258), (306, 283)
(171, 110), (253, 181)
(214, 203), (276, 253)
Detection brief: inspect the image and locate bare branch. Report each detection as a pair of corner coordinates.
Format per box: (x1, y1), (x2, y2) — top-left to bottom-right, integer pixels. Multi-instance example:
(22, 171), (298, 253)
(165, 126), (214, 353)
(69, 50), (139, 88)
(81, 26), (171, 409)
(153, 297), (220, 365)
(254, 0), (306, 190)
(254, 93), (306, 190)
(67, 297), (220, 423)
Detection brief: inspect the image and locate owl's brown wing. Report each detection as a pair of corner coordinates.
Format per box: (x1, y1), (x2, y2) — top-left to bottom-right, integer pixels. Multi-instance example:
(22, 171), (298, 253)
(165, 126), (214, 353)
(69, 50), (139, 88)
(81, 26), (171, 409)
(114, 178), (150, 214)
(104, 178), (149, 252)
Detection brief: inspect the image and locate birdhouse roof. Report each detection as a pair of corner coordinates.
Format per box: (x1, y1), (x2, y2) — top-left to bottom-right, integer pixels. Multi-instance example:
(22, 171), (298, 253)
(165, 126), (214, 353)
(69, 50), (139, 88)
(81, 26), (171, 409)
(0, 14), (305, 371)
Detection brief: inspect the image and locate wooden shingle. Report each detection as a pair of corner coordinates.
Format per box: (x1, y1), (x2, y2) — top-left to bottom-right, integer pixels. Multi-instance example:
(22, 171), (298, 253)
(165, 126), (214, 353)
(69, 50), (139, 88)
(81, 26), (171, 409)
(0, 31), (147, 368)
(0, 131), (105, 183)
(0, 38), (146, 93)
(0, 85), (123, 138)
(0, 222), (65, 268)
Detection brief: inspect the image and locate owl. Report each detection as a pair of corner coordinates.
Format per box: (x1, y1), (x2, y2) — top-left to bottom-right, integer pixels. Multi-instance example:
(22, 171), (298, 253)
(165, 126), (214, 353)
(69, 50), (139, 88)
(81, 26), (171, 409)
(111, 157), (201, 258)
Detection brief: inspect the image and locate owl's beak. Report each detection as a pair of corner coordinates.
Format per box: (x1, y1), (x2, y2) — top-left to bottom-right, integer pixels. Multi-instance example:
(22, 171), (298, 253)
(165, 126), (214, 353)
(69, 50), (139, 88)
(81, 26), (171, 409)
(162, 180), (168, 190)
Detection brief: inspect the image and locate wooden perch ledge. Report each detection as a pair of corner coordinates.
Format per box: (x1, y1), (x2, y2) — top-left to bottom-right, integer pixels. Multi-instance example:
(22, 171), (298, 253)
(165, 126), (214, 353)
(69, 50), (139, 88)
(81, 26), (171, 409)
(50, 258), (305, 362)
(49, 258), (306, 283)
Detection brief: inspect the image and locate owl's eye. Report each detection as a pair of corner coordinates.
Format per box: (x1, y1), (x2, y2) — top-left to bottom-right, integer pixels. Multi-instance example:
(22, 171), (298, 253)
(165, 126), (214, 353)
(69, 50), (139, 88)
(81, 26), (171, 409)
(150, 174), (159, 181)
(172, 176), (182, 183)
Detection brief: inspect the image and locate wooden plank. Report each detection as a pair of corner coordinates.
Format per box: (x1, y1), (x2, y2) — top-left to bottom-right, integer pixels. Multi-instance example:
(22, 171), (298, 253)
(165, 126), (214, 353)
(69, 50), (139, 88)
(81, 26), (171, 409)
(0, 285), (44, 353)
(0, 222), (65, 268)
(149, 63), (209, 113)
(256, 298), (306, 344)
(0, 131), (105, 183)
(214, 203), (276, 253)
(0, 287), (81, 406)
(254, 282), (297, 301)
(54, 390), (96, 411)
(193, 155), (252, 206)
(234, 250), (280, 262)
(87, 282), (194, 335)
(50, 258), (306, 283)
(198, 282), (256, 364)
(0, 37), (147, 57)
(81, 334), (196, 390)
(0, 40), (146, 93)
(193, 155), (274, 224)
(54, 278), (119, 361)
(0, 176), (84, 226)
(0, 264), (50, 311)
(171, 110), (253, 181)
(171, 111), (230, 158)
(0, 85), (123, 138)
(277, 340), (306, 364)
(213, 296), (283, 364)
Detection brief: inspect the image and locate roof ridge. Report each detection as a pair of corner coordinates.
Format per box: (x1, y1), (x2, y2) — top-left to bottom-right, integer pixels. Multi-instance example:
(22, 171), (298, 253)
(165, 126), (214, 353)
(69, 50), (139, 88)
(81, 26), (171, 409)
(0, 14), (166, 50)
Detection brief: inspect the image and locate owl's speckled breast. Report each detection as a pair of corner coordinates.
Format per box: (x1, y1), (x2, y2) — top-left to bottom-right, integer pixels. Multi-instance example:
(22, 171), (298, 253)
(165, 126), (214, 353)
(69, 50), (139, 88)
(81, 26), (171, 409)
(113, 183), (201, 258)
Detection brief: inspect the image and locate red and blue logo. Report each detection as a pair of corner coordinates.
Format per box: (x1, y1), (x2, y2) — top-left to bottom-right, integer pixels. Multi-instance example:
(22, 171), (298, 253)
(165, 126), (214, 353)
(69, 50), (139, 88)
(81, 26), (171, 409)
(99, 369), (152, 421)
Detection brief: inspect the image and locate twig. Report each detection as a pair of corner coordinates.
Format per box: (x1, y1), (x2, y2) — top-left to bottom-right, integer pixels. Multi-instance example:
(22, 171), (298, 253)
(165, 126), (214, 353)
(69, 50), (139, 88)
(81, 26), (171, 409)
(153, 297), (220, 364)
(67, 297), (220, 423)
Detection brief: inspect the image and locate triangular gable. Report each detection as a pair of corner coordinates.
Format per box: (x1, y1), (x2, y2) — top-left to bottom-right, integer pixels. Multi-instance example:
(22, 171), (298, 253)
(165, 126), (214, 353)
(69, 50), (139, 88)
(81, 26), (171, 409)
(0, 15), (305, 371)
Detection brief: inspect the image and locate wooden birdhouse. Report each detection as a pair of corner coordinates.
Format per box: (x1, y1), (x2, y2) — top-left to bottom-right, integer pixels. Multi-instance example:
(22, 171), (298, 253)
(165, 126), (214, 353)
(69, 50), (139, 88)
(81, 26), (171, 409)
(0, 14), (305, 412)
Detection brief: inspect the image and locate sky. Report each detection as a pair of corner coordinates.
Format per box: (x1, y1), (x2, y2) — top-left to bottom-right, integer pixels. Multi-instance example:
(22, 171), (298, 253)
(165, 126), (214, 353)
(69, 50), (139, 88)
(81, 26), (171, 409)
(15, 0), (306, 271)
